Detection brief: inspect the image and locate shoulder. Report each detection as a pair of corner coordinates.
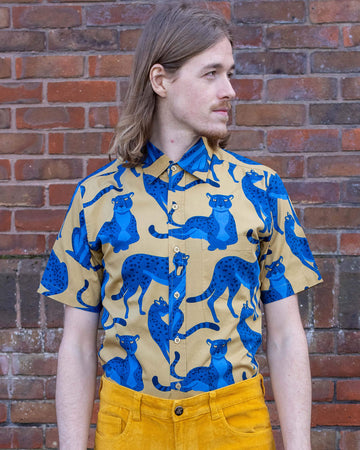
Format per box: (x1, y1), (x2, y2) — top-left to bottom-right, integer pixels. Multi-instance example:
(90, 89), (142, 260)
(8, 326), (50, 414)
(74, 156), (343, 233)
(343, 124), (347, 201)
(217, 147), (278, 177)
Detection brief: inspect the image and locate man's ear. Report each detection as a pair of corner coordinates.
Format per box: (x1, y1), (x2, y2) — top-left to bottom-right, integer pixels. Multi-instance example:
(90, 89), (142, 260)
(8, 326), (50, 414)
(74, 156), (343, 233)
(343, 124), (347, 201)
(149, 64), (170, 98)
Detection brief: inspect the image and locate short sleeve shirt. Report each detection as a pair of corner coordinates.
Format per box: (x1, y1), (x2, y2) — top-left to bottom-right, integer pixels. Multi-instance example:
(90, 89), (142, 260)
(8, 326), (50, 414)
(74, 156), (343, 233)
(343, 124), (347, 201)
(38, 138), (322, 399)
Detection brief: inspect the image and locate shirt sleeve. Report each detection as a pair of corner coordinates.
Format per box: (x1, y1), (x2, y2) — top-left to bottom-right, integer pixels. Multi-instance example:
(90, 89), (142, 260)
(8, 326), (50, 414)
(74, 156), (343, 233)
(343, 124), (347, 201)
(38, 184), (103, 313)
(260, 172), (322, 304)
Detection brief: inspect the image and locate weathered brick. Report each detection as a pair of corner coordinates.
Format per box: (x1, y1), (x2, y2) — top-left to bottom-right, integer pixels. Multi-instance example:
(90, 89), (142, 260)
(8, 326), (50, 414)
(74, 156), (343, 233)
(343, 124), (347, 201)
(119, 28), (142, 51)
(310, 103), (360, 125)
(0, 31), (45, 52)
(337, 380), (360, 401)
(49, 132), (112, 155)
(340, 233), (360, 256)
(0, 234), (45, 256)
(230, 25), (263, 49)
(310, 355), (360, 378)
(236, 104), (305, 126)
(340, 430), (360, 450)
(19, 259), (45, 328)
(306, 329), (335, 353)
(310, 0), (360, 23)
(12, 354), (57, 376)
(44, 296), (64, 328)
(267, 129), (340, 153)
(234, 1), (305, 23)
(227, 130), (264, 151)
(16, 55), (84, 79)
(17, 107), (85, 130)
(304, 206), (360, 229)
(11, 401), (56, 424)
(45, 427), (59, 449)
(313, 258), (336, 328)
(0, 329), (42, 353)
(311, 379), (335, 402)
(0, 82), (42, 104)
(0, 108), (10, 128)
(339, 257), (360, 329)
(0, 210), (11, 231)
(86, 157), (110, 175)
(312, 404), (360, 427)
(342, 179), (360, 203)
(0, 57), (11, 78)
(306, 233), (337, 254)
(307, 155), (360, 177)
(0, 159), (10, 180)
(343, 25), (360, 47)
(49, 183), (76, 206)
(284, 181), (340, 204)
(86, 4), (155, 26)
(15, 158), (83, 181)
(89, 54), (133, 78)
(0, 8), (10, 28)
(235, 51), (306, 75)
(338, 331), (360, 354)
(0, 265), (17, 328)
(0, 427), (43, 449)
(10, 378), (45, 400)
(311, 429), (337, 450)
(45, 377), (56, 400)
(47, 81), (116, 103)
(267, 78), (337, 101)
(231, 79), (263, 100)
(16, 209), (66, 232)
(251, 155), (304, 178)
(13, 5), (81, 29)
(44, 329), (63, 353)
(89, 106), (119, 129)
(0, 185), (44, 207)
(312, 51), (360, 73)
(267, 25), (338, 49)
(342, 128), (360, 151)
(342, 77), (360, 100)
(0, 133), (44, 154)
(0, 355), (9, 376)
(48, 29), (117, 52)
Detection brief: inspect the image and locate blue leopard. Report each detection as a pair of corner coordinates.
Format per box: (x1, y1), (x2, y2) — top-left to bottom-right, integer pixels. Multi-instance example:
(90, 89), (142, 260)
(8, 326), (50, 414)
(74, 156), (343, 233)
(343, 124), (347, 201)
(262, 256), (295, 303)
(41, 250), (68, 296)
(237, 302), (261, 376)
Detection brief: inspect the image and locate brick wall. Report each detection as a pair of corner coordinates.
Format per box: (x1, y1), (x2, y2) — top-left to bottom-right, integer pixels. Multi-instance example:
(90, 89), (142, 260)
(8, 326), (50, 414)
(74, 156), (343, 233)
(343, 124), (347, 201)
(0, 0), (359, 449)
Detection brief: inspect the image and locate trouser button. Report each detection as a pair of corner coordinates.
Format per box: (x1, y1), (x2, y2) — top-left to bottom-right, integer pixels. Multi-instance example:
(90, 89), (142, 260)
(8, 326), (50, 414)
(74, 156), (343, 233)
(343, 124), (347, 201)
(174, 406), (183, 416)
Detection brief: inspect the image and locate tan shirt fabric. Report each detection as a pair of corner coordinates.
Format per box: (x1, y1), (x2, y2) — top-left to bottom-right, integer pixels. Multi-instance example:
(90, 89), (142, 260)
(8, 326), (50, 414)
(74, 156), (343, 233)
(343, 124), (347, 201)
(38, 138), (322, 399)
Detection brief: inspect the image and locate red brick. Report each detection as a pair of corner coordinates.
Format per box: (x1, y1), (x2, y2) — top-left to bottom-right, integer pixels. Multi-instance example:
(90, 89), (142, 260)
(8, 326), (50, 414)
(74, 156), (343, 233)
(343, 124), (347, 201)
(44, 329), (63, 353)
(12, 354), (57, 376)
(343, 25), (360, 47)
(205, 2), (231, 21)
(312, 51), (360, 73)
(0, 185), (44, 207)
(231, 79), (263, 100)
(312, 404), (360, 427)
(252, 155), (304, 178)
(0, 355), (9, 376)
(0, 8), (9, 28)
(49, 29), (117, 51)
(311, 379), (335, 402)
(267, 25), (339, 49)
(89, 54), (133, 78)
(0, 108), (10, 128)
(342, 179), (360, 203)
(48, 81), (116, 103)
(227, 130), (264, 151)
(313, 258), (336, 328)
(308, 155), (360, 177)
(310, 355), (360, 378)
(15, 158), (83, 180)
(0, 234), (45, 256)
(0, 133), (44, 154)
(0, 160), (10, 180)
(236, 104), (305, 126)
(311, 103), (360, 125)
(11, 378), (45, 400)
(311, 429), (337, 450)
(49, 131), (113, 155)
(230, 25), (263, 48)
(338, 331), (360, 354)
(86, 158), (111, 175)
(342, 128), (360, 151)
(49, 183), (76, 206)
(340, 430), (360, 450)
(0, 330), (42, 353)
(0, 57), (11, 78)
(0, 210), (10, 231)
(0, 427), (43, 449)
(337, 380), (360, 401)
(304, 206), (360, 229)
(306, 233), (337, 254)
(340, 233), (360, 255)
(267, 129), (339, 153)
(0, 82), (42, 104)
(235, 51), (306, 75)
(119, 28), (142, 51)
(86, 4), (155, 26)
(45, 377), (56, 400)
(310, 0), (360, 23)
(11, 401), (56, 424)
(342, 77), (360, 100)
(0, 31), (45, 52)
(45, 427), (59, 449)
(16, 55), (84, 79)
(267, 77), (336, 101)
(16, 107), (85, 130)
(0, 403), (6, 422)
(89, 106), (119, 129)
(285, 181), (340, 204)
(306, 330), (335, 353)
(13, 5), (81, 28)
(15, 209), (66, 232)
(234, 1), (305, 23)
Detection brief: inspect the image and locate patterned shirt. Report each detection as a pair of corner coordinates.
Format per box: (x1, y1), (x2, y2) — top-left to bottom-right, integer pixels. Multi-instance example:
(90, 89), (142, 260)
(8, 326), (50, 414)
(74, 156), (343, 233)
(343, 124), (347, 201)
(38, 137), (322, 399)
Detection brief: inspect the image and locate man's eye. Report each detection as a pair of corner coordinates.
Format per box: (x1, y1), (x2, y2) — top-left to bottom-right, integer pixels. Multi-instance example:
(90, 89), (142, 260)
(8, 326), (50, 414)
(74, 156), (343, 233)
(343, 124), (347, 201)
(227, 72), (234, 79)
(205, 71), (216, 77)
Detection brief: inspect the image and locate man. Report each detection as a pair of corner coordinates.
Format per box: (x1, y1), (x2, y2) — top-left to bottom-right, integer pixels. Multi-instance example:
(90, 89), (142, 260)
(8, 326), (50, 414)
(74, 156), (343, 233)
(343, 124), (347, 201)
(39, 3), (322, 449)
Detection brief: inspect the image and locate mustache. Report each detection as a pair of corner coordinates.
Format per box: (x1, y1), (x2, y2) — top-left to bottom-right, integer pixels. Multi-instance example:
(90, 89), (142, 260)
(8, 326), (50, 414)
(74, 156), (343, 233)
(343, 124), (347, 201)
(212, 103), (231, 111)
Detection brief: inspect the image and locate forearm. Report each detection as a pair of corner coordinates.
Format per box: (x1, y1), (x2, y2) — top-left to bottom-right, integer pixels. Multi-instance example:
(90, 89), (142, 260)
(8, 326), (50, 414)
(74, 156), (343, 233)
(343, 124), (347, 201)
(267, 326), (312, 450)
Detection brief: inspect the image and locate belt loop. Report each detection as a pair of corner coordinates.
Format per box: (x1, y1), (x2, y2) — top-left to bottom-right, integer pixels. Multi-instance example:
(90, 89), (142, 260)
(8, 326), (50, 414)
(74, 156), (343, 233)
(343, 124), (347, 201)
(259, 374), (265, 396)
(132, 392), (141, 422)
(209, 391), (221, 420)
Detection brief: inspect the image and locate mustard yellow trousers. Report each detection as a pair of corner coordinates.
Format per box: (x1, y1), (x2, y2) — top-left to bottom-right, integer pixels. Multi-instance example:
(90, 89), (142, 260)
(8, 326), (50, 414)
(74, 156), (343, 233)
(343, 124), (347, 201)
(95, 375), (276, 449)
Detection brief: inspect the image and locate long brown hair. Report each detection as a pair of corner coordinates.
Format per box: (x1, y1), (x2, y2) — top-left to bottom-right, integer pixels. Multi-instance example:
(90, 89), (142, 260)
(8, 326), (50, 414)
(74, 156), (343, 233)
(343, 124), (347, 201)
(109, 1), (232, 166)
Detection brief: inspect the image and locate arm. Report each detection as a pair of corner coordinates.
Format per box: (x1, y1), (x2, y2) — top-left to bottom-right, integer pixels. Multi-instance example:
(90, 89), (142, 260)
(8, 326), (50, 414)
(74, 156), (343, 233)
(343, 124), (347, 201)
(264, 294), (312, 450)
(56, 305), (99, 450)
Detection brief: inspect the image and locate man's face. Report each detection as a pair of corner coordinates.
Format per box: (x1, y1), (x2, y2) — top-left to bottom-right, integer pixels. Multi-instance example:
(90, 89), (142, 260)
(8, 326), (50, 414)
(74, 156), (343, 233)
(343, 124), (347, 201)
(162, 37), (236, 142)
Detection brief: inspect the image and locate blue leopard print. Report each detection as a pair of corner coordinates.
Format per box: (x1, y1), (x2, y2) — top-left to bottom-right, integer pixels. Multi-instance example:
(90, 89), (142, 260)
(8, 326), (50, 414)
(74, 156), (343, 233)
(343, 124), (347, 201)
(41, 250), (68, 296)
(262, 256), (295, 303)
(237, 302), (261, 375)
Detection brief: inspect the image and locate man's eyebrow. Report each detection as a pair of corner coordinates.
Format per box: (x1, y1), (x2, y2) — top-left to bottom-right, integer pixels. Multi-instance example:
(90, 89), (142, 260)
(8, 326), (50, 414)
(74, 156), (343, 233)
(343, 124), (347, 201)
(201, 63), (235, 72)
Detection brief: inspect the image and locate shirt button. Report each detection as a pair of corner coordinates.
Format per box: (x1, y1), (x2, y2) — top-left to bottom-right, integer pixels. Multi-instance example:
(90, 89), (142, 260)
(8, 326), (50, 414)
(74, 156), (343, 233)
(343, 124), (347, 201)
(174, 405), (183, 415)
(174, 292), (180, 299)
(172, 203), (179, 210)
(174, 337), (181, 344)
(174, 246), (180, 253)
(171, 165), (177, 172)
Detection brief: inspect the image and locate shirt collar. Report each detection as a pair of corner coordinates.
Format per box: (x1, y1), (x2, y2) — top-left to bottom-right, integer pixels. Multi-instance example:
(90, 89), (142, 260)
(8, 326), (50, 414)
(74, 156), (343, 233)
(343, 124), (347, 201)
(142, 137), (214, 182)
